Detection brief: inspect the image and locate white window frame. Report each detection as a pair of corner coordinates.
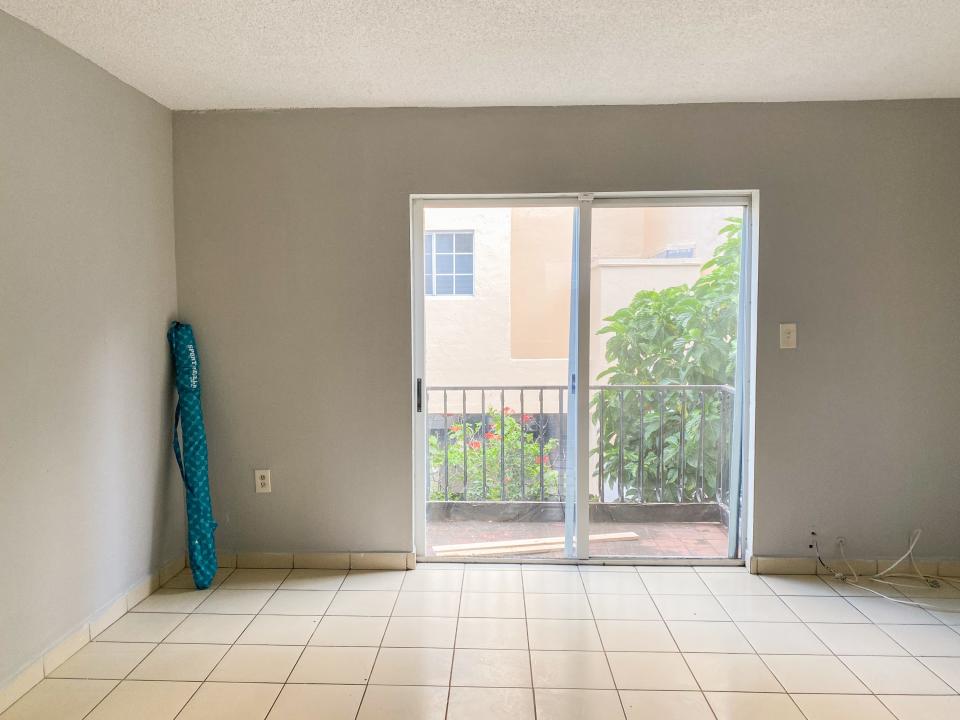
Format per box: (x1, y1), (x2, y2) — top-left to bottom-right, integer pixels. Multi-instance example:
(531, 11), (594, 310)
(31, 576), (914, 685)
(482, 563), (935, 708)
(410, 190), (758, 565)
(424, 229), (475, 297)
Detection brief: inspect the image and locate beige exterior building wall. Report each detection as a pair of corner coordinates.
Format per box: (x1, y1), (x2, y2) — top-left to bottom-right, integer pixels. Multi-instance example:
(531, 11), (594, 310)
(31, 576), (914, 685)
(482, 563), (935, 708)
(424, 208), (569, 406)
(425, 205), (734, 402)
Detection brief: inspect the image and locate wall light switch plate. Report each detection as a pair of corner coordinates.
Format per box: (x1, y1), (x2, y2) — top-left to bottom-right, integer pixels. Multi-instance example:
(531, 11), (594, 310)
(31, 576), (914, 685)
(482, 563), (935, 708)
(255, 469), (271, 493)
(779, 322), (798, 349)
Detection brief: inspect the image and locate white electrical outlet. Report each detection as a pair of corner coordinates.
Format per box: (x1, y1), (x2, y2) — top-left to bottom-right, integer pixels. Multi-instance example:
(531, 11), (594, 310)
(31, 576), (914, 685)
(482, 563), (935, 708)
(255, 469), (271, 493)
(779, 322), (798, 349)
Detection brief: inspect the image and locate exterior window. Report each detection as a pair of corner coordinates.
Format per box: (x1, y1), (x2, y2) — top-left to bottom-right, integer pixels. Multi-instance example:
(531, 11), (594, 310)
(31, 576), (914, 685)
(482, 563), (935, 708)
(655, 245), (695, 259)
(425, 230), (474, 296)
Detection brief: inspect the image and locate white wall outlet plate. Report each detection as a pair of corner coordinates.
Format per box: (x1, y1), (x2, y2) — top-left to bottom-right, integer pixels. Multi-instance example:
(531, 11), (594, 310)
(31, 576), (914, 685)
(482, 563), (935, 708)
(255, 469), (271, 493)
(779, 322), (798, 349)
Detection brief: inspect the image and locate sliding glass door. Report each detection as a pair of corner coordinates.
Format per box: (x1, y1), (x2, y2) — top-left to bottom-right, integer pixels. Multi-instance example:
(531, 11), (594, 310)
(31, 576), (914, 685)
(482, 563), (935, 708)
(412, 200), (582, 559)
(585, 199), (748, 559)
(413, 193), (752, 561)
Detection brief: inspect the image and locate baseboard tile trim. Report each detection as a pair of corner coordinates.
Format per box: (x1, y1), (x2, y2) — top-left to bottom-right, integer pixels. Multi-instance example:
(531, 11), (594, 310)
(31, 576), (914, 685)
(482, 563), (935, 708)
(237, 552), (293, 569)
(752, 556), (960, 577)
(0, 660), (43, 715)
(125, 574), (160, 609)
(350, 552), (412, 570)
(875, 558), (940, 576)
(228, 551), (415, 570)
(0, 551), (184, 714)
(753, 557), (817, 575)
(42, 625), (90, 676)
(185, 550), (238, 569)
(816, 558), (878, 576)
(88, 596), (128, 638)
(294, 552), (350, 569)
(158, 555), (186, 585)
(939, 560), (960, 577)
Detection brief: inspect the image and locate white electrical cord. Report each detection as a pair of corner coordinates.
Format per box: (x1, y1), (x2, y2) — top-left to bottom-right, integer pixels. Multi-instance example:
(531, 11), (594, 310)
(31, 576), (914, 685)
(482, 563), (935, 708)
(814, 529), (960, 612)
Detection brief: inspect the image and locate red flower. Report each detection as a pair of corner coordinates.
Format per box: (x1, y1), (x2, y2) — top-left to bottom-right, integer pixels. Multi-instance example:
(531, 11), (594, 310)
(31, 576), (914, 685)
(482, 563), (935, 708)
(450, 425), (461, 432)
(534, 455), (550, 465)
(485, 432), (500, 440)
(468, 440), (481, 450)
(503, 406), (514, 414)
(522, 414), (533, 422)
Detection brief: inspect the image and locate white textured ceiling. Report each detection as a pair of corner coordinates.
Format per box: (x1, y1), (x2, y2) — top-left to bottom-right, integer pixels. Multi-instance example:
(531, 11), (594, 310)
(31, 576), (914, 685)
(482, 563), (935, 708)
(3, 0), (960, 110)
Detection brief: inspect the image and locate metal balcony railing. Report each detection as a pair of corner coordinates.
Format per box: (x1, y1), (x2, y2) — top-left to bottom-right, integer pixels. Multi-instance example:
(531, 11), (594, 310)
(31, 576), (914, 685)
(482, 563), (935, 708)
(425, 384), (735, 506)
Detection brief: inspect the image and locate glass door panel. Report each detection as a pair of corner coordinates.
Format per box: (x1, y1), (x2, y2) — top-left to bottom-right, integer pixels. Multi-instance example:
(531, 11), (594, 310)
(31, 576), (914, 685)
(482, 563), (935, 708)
(586, 204), (746, 558)
(415, 195), (750, 563)
(421, 204), (579, 559)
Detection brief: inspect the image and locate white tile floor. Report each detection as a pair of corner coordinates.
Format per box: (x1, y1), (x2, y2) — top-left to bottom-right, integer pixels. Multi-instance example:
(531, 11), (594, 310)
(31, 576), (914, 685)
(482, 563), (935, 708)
(4, 565), (960, 719)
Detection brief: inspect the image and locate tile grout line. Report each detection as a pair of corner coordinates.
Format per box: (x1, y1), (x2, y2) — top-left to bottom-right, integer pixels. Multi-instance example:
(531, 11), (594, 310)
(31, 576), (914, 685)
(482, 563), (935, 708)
(238, 571), (288, 680)
(579, 565), (631, 720)
(520, 565), (537, 720)
(351, 569), (404, 720)
(647, 570), (721, 720)
(178, 566), (291, 719)
(75, 567), (240, 720)
(916, 655), (960, 693)
(780, 575), (960, 700)
(22, 566), (960, 720)
(705, 571), (956, 707)
(442, 565), (465, 718)
(693, 567), (807, 718)
(270, 566), (306, 716)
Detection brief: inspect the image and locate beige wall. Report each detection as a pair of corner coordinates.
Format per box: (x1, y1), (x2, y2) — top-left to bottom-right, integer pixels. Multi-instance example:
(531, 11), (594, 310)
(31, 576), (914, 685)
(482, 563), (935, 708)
(425, 207), (569, 392)
(172, 101), (960, 563)
(1, 12), (180, 686)
(588, 205), (735, 383)
(636, 206), (733, 258)
(438, 205), (728, 385)
(589, 261), (704, 386)
(509, 207), (575, 360)
(426, 204), (717, 403)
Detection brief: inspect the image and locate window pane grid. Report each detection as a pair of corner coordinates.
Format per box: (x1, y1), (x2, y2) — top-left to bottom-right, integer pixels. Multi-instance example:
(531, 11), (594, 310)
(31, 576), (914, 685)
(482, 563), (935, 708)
(425, 230), (474, 296)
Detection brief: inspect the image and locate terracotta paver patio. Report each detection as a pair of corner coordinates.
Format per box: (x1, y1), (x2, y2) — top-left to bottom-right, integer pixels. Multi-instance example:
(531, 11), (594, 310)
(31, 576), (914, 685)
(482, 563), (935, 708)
(426, 520), (730, 559)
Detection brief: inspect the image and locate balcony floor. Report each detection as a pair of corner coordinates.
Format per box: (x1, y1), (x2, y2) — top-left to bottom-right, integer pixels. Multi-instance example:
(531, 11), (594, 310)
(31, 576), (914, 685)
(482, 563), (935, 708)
(426, 519), (729, 559)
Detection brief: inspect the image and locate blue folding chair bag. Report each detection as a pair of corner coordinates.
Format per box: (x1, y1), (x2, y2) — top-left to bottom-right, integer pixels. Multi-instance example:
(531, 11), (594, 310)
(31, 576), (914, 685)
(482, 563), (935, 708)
(168, 322), (218, 589)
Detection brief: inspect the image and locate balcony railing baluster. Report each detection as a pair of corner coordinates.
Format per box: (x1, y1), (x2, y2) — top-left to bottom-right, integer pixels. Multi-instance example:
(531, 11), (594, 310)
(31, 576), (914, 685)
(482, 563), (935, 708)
(426, 384), (734, 508)
(481, 389), (487, 500)
(500, 389), (506, 500)
(558, 387), (565, 502)
(519, 389), (525, 500)
(657, 390), (665, 502)
(618, 388), (625, 503)
(598, 388), (605, 497)
(638, 389), (644, 502)
(462, 388), (468, 499)
(443, 389), (449, 501)
(697, 390), (706, 503)
(539, 388), (545, 502)
(678, 389), (686, 503)
(716, 391), (724, 503)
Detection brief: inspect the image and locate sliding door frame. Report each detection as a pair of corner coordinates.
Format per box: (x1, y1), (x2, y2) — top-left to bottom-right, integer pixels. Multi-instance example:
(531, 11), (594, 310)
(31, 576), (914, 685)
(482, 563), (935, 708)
(411, 197), (427, 559)
(572, 196), (592, 558)
(411, 190), (758, 563)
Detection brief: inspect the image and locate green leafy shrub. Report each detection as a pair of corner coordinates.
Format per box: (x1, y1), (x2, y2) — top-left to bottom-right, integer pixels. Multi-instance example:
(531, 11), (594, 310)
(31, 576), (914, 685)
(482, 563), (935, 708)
(592, 217), (741, 503)
(429, 409), (560, 501)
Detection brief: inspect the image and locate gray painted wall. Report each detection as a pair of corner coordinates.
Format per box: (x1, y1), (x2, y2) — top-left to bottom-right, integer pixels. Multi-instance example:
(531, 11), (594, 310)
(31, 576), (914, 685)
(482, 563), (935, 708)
(173, 102), (960, 561)
(0, 13), (181, 683)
